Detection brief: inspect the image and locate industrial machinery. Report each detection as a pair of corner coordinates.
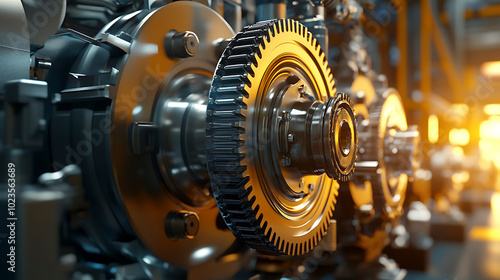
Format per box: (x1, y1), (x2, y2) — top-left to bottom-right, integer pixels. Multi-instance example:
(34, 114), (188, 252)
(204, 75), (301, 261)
(0, 0), (422, 279)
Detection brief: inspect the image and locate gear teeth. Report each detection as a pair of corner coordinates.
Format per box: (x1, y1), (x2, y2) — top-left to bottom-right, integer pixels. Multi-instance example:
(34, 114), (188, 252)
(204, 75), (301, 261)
(207, 19), (338, 256)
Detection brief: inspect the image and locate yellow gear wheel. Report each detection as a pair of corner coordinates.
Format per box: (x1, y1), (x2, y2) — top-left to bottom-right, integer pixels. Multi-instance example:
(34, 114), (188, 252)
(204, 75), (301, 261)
(207, 19), (357, 255)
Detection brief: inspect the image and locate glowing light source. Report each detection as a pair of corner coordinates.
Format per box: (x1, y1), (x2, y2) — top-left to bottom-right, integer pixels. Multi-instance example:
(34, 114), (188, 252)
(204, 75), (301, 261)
(451, 103), (469, 116)
(451, 146), (464, 158)
(449, 128), (470, 146)
(451, 171), (470, 183)
(492, 192), (500, 221)
(484, 104), (500, 116)
(428, 114), (439, 144)
(481, 61), (500, 77)
(480, 117), (500, 140)
(470, 227), (500, 241)
(479, 118), (500, 168)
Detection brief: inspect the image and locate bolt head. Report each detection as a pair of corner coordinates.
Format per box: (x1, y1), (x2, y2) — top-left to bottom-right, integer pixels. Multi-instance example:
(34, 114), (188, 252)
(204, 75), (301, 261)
(165, 30), (199, 58)
(183, 213), (199, 238)
(183, 32), (199, 57)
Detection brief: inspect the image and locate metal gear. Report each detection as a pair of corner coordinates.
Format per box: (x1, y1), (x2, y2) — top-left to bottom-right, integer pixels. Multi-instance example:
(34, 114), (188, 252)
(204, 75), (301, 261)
(359, 88), (421, 219)
(206, 19), (358, 255)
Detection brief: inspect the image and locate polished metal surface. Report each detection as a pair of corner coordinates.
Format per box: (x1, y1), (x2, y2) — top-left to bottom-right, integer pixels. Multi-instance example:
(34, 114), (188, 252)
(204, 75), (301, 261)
(107, 2), (236, 267)
(207, 19), (357, 256)
(155, 73), (212, 207)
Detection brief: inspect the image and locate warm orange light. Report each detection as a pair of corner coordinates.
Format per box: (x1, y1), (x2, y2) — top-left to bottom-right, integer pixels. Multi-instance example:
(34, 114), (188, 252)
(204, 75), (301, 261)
(479, 125), (500, 168)
(492, 192), (500, 220)
(480, 117), (500, 139)
(451, 146), (464, 157)
(484, 104), (500, 116)
(481, 61), (500, 77)
(470, 227), (500, 241)
(428, 114), (439, 144)
(452, 103), (469, 116)
(451, 171), (469, 184)
(449, 128), (470, 146)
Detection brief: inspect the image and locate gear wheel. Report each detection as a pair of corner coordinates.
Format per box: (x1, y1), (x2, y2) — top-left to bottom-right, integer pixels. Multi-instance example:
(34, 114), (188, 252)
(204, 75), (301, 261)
(360, 88), (419, 219)
(206, 19), (357, 255)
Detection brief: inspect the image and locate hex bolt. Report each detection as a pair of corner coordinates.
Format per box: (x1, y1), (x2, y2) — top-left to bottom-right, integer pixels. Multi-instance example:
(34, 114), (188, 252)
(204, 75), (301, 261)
(165, 30), (199, 58)
(282, 111), (292, 122)
(164, 211), (200, 239)
(287, 133), (295, 143)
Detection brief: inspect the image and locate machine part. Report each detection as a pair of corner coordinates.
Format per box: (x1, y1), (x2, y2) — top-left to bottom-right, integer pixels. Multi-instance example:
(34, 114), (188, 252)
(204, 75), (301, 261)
(21, 0), (67, 47)
(165, 211), (200, 239)
(324, 0), (362, 26)
(290, 1), (329, 57)
(63, 0), (135, 36)
(207, 19), (357, 255)
(106, 1), (236, 267)
(256, 0), (286, 21)
(2, 79), (48, 150)
(315, 219), (338, 252)
(350, 75), (376, 107)
(164, 30), (200, 58)
(50, 2), (237, 267)
(358, 89), (421, 219)
(0, 0), (30, 89)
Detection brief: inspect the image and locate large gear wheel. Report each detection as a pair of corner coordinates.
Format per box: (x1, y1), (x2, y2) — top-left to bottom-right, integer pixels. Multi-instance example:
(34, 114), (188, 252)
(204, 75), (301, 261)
(206, 19), (358, 255)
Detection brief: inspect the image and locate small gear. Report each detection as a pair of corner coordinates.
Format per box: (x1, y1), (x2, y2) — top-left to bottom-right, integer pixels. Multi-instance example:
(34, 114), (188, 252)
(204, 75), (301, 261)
(206, 19), (357, 255)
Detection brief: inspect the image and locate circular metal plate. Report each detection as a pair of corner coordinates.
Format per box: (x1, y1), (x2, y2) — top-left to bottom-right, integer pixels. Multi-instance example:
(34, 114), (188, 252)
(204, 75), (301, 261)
(108, 2), (236, 267)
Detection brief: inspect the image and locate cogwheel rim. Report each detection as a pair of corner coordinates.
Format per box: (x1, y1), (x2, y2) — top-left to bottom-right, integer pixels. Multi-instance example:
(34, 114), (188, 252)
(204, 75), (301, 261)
(366, 88), (408, 218)
(206, 19), (340, 255)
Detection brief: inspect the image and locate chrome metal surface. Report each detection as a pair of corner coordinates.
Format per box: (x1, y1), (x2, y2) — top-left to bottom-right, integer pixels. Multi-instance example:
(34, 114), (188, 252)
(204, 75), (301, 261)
(107, 2), (236, 267)
(207, 19), (357, 256)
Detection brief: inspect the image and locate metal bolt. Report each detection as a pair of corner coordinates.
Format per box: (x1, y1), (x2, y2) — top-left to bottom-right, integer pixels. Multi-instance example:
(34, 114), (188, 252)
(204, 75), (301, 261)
(308, 183), (315, 192)
(165, 211), (199, 239)
(165, 30), (199, 58)
(298, 85), (306, 98)
(282, 111), (292, 122)
(282, 155), (291, 166)
(287, 133), (295, 143)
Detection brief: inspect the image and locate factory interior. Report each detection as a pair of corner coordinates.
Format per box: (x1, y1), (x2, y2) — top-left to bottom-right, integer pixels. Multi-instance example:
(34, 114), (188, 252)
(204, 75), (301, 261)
(1, 0), (500, 279)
